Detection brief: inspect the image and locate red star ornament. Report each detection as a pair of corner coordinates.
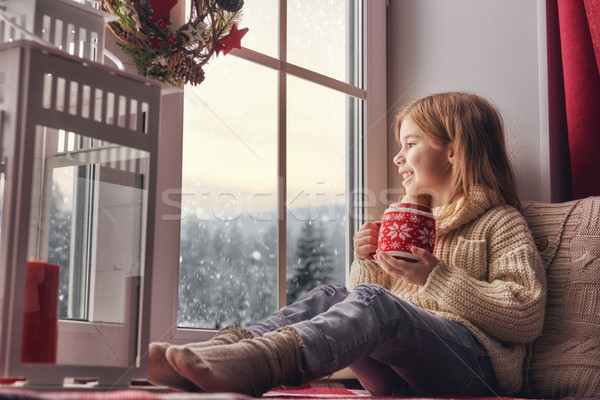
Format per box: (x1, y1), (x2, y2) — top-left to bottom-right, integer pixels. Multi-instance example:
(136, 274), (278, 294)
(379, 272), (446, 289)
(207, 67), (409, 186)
(215, 24), (249, 56)
(148, 0), (178, 24)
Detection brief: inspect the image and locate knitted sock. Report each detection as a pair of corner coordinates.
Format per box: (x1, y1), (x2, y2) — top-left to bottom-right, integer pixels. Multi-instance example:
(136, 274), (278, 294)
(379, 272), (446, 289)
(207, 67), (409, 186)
(165, 326), (305, 396)
(148, 342), (200, 392)
(147, 325), (254, 391)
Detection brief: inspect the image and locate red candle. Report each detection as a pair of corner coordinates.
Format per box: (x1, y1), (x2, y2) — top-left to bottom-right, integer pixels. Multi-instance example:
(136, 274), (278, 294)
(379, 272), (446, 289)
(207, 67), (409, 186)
(21, 261), (60, 363)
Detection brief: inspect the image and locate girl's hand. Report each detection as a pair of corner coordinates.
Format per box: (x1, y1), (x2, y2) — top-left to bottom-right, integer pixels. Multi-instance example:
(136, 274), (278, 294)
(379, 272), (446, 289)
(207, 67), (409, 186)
(353, 222), (381, 260)
(375, 246), (438, 286)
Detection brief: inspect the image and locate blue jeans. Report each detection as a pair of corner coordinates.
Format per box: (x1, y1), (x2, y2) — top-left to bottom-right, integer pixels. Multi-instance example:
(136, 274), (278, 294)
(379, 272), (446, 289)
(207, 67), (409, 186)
(247, 284), (497, 396)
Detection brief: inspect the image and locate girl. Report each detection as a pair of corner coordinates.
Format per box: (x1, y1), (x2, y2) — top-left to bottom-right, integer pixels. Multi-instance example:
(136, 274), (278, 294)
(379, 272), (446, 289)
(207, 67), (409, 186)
(148, 92), (546, 397)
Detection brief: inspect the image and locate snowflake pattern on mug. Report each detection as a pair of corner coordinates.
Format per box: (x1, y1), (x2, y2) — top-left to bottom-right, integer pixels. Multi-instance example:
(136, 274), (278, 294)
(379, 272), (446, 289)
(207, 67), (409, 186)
(390, 241), (403, 250)
(377, 203), (436, 262)
(387, 222), (413, 241)
(417, 227), (435, 248)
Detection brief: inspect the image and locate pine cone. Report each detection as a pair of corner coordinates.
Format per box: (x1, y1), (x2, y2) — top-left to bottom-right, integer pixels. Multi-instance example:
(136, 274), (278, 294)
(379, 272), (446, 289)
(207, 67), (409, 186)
(216, 0), (244, 12)
(186, 61), (206, 85)
(167, 51), (205, 86)
(167, 51), (188, 76)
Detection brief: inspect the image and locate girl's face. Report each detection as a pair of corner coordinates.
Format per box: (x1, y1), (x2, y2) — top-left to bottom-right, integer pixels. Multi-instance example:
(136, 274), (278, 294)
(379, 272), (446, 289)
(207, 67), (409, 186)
(393, 118), (454, 206)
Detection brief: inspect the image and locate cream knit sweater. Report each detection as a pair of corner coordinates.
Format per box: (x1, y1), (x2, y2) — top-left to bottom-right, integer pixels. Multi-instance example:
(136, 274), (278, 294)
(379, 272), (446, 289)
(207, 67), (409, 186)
(349, 187), (547, 395)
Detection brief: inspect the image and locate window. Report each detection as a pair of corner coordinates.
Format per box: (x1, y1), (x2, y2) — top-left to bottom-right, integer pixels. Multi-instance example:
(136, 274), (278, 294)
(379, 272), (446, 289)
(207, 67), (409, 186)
(176, 1), (362, 331)
(177, 0), (363, 330)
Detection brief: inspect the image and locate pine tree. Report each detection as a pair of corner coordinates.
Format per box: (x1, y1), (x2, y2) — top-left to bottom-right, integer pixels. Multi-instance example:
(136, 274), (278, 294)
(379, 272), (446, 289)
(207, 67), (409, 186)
(286, 220), (335, 304)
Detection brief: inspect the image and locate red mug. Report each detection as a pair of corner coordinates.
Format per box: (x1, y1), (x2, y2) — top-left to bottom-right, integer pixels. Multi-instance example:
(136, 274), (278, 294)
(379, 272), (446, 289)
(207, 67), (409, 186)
(377, 203), (436, 262)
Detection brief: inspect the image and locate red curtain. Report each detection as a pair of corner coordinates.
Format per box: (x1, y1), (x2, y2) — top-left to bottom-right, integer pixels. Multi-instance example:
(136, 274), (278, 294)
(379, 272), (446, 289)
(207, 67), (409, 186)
(547, 0), (600, 201)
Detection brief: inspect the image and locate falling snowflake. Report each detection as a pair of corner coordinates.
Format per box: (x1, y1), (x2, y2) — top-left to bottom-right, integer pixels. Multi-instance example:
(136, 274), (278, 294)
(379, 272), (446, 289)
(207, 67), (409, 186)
(387, 222), (413, 240)
(417, 227), (435, 248)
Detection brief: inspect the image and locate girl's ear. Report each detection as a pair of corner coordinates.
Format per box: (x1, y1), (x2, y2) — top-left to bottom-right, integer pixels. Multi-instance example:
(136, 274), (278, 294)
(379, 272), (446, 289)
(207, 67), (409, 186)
(447, 143), (455, 165)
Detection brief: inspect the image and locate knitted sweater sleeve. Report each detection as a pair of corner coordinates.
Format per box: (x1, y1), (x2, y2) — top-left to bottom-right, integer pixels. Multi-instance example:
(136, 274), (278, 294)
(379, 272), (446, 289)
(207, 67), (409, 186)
(348, 257), (392, 291)
(420, 206), (546, 343)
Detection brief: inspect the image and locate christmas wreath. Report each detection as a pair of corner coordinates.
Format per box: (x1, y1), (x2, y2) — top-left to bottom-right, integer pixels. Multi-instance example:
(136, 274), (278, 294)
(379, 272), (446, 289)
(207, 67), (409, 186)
(100, 0), (248, 87)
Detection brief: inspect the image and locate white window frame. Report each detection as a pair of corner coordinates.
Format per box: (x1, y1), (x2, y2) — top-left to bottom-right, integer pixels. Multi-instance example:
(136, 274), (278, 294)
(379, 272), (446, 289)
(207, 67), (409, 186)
(150, 0), (388, 344)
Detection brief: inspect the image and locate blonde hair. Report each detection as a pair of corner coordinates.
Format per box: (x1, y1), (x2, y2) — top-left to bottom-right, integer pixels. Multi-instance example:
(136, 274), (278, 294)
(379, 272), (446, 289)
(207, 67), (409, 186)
(394, 92), (520, 213)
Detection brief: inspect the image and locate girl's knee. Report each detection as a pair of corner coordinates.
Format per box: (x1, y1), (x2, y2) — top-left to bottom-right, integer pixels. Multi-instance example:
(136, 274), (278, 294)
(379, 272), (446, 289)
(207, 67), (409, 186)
(292, 284), (349, 304)
(317, 284), (349, 297)
(352, 284), (388, 305)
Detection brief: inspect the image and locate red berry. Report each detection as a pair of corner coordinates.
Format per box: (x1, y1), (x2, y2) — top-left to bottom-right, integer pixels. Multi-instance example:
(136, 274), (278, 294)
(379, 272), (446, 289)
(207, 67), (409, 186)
(158, 21), (167, 29)
(169, 35), (177, 44)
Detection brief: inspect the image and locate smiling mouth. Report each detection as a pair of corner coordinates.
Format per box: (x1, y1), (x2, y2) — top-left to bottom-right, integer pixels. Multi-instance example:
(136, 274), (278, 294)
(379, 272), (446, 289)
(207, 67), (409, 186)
(401, 171), (414, 180)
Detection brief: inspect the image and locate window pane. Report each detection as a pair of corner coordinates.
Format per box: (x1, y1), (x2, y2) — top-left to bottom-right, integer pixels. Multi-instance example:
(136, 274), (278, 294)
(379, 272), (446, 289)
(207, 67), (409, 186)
(287, 0), (348, 83)
(179, 58), (278, 329)
(286, 76), (348, 304)
(238, 0), (278, 58)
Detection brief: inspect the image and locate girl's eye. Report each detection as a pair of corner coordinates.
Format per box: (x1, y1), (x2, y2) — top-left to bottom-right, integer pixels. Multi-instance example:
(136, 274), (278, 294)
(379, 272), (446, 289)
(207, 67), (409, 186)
(407, 143), (415, 149)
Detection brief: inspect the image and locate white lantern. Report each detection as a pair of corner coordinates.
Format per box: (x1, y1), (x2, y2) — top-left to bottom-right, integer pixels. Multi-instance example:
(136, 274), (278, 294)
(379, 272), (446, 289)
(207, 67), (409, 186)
(0, 39), (161, 387)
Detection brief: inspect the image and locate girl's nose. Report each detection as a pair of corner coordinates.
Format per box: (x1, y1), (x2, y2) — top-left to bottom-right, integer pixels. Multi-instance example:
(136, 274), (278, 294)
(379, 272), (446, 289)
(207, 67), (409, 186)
(393, 151), (403, 165)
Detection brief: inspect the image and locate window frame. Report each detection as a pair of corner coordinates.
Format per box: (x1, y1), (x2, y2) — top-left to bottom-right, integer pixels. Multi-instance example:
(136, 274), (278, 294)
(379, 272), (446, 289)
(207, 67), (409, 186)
(149, 0), (388, 344)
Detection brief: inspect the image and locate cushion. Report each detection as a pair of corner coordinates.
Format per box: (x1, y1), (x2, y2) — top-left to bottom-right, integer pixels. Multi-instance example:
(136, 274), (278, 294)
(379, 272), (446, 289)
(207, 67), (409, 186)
(521, 197), (600, 397)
